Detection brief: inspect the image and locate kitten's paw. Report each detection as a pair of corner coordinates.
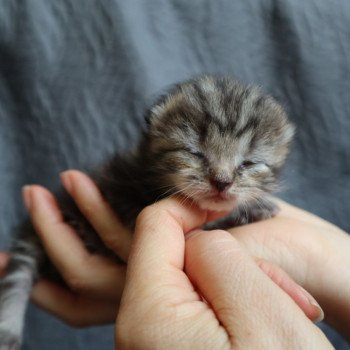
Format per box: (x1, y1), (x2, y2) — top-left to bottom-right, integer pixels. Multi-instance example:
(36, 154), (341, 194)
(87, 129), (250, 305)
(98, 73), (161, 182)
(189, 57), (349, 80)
(0, 331), (21, 350)
(248, 201), (279, 222)
(204, 199), (279, 230)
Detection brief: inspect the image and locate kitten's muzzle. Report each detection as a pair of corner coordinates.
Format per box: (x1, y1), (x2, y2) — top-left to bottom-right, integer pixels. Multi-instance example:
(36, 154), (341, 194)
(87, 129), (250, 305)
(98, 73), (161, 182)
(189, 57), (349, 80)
(209, 177), (233, 193)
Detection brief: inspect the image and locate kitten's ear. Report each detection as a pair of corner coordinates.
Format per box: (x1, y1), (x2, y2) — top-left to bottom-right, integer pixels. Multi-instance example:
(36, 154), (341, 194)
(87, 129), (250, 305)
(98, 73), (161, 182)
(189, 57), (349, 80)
(144, 94), (168, 126)
(285, 122), (296, 143)
(144, 107), (153, 126)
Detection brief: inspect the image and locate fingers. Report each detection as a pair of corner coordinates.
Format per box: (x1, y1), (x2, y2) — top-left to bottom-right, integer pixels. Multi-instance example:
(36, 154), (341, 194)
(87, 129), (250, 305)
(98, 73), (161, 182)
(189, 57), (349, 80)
(256, 259), (324, 322)
(119, 200), (329, 349)
(128, 197), (210, 277)
(60, 170), (132, 262)
(117, 198), (233, 349)
(120, 197), (217, 312)
(31, 279), (117, 326)
(184, 229), (323, 340)
(1, 249), (117, 326)
(23, 185), (126, 302)
(274, 198), (340, 230)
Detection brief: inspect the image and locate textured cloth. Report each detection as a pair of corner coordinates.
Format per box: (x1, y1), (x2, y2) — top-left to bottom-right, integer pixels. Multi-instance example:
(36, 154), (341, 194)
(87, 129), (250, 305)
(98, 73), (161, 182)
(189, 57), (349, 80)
(0, 1), (349, 349)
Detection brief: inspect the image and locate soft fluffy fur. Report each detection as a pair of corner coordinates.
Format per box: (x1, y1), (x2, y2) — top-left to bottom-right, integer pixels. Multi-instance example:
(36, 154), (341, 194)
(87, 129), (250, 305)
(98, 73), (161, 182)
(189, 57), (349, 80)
(0, 75), (294, 349)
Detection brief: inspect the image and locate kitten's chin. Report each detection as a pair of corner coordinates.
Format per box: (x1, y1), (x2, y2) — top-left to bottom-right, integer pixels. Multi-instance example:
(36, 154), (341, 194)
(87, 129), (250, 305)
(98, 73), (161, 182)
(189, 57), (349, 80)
(197, 198), (237, 212)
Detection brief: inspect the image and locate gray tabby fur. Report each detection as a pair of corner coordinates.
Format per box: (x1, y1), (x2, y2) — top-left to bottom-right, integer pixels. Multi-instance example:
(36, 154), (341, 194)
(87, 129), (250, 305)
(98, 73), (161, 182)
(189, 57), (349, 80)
(0, 75), (294, 349)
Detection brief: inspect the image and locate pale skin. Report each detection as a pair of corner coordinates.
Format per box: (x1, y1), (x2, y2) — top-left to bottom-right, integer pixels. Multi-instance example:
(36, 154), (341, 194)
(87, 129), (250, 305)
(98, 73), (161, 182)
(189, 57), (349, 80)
(0, 170), (349, 347)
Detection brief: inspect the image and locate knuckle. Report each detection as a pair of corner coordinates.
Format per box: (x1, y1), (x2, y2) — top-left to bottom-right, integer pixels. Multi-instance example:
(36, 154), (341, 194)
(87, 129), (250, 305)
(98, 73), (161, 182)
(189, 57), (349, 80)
(135, 205), (161, 229)
(136, 206), (156, 223)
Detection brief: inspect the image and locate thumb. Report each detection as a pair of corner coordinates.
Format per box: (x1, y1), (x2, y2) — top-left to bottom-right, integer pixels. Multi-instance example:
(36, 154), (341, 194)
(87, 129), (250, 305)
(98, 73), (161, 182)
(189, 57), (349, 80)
(184, 229), (330, 348)
(125, 196), (223, 283)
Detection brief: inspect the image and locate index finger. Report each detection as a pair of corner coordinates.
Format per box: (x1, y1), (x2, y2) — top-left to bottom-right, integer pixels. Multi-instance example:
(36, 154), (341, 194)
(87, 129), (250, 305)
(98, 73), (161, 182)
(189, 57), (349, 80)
(60, 170), (132, 262)
(24, 185), (126, 301)
(123, 198), (222, 294)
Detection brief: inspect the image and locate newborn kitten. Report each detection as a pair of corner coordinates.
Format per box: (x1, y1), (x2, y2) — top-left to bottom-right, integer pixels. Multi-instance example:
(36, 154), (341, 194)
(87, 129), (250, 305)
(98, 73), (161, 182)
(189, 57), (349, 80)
(0, 75), (294, 349)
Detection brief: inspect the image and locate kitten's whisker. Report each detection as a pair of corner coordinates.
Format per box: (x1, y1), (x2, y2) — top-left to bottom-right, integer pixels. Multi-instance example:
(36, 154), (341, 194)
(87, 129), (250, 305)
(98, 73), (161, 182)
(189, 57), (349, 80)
(154, 181), (196, 202)
(164, 183), (197, 205)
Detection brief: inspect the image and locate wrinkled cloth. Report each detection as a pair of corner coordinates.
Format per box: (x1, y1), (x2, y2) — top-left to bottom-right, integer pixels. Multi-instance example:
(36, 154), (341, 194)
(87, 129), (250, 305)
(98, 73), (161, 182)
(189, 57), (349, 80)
(0, 1), (349, 349)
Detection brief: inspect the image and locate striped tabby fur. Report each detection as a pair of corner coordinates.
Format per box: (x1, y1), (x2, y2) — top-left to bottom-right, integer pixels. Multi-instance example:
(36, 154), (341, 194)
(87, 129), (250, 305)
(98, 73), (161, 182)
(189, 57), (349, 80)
(0, 75), (294, 349)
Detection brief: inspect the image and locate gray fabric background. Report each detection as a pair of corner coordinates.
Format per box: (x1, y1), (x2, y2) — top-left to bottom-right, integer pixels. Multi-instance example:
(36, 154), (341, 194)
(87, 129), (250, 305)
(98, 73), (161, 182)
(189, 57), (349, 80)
(0, 1), (349, 349)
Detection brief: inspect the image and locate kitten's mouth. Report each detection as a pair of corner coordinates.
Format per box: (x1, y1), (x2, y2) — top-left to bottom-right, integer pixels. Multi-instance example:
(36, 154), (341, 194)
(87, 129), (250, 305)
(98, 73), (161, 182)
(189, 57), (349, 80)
(197, 192), (237, 212)
(208, 194), (228, 202)
(207, 190), (234, 201)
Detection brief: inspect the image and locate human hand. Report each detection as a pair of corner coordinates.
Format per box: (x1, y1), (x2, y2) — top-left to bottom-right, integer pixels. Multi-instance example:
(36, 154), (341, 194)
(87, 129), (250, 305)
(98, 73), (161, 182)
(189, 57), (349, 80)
(0, 171), (324, 328)
(115, 198), (332, 349)
(9, 171), (133, 326)
(228, 200), (350, 341)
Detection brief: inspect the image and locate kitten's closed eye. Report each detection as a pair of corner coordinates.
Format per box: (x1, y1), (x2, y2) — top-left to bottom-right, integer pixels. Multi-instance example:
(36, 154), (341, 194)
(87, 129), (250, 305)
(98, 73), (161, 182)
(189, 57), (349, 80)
(148, 75), (293, 210)
(238, 161), (270, 175)
(185, 149), (207, 162)
(0, 75), (294, 350)
(238, 161), (256, 171)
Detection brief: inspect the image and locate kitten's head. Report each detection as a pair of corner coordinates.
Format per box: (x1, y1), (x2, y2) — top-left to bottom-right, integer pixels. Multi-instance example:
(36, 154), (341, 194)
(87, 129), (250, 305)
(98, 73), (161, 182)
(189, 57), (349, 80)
(145, 75), (294, 211)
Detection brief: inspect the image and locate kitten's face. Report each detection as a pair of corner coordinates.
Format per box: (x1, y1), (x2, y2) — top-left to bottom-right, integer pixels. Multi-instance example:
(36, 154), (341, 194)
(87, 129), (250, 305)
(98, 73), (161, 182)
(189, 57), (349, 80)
(147, 76), (294, 211)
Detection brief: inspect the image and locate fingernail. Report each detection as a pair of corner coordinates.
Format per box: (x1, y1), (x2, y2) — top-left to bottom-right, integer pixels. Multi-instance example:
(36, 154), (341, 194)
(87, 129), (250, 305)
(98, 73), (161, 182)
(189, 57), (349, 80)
(22, 185), (32, 211)
(60, 171), (73, 194)
(300, 286), (324, 323)
(310, 300), (324, 323)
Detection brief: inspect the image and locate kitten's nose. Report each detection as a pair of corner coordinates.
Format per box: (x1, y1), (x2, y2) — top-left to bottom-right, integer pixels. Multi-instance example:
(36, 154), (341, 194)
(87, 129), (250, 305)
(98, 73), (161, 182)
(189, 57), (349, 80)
(209, 177), (233, 193)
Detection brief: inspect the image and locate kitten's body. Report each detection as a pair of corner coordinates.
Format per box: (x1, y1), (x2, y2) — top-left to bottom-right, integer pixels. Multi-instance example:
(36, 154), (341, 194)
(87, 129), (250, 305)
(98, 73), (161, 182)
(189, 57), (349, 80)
(0, 75), (294, 349)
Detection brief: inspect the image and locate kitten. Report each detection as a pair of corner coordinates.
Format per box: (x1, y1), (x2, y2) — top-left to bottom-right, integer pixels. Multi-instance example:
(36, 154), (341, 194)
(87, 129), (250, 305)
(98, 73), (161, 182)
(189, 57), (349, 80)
(0, 75), (294, 349)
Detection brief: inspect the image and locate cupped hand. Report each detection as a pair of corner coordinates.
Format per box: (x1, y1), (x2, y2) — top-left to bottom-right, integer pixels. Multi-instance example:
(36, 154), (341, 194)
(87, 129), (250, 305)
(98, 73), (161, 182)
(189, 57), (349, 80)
(20, 170), (133, 326)
(1, 170), (346, 334)
(115, 198), (332, 349)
